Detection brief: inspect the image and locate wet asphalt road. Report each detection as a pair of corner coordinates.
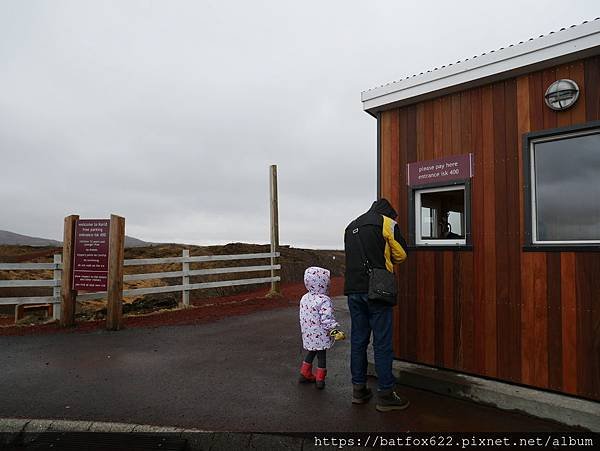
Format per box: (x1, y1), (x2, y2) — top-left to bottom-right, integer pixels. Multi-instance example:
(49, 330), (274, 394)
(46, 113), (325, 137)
(0, 297), (576, 432)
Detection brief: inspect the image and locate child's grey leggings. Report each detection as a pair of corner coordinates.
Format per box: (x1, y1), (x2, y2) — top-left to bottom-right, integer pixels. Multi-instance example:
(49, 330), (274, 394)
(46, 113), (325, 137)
(304, 350), (326, 368)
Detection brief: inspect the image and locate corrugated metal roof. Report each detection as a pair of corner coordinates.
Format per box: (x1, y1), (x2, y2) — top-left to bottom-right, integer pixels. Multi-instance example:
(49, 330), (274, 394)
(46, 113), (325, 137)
(362, 18), (600, 115)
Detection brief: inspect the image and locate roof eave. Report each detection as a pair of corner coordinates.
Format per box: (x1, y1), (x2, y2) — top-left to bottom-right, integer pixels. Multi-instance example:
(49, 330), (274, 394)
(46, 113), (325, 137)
(362, 20), (600, 115)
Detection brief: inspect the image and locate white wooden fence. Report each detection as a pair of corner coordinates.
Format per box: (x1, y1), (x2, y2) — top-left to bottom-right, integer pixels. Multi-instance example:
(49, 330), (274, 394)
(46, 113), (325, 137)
(0, 250), (280, 322)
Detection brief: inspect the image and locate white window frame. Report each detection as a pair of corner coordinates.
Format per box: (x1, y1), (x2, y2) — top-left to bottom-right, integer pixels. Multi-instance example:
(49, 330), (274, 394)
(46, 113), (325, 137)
(530, 128), (600, 245)
(415, 185), (466, 246)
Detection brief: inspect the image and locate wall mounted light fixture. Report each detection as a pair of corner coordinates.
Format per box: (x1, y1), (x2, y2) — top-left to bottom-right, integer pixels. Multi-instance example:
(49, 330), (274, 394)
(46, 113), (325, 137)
(544, 79), (580, 111)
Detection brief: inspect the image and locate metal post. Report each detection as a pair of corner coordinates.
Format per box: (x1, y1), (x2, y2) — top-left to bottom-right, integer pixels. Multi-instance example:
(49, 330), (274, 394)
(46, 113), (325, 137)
(182, 249), (190, 307)
(53, 254), (62, 321)
(268, 164), (280, 296)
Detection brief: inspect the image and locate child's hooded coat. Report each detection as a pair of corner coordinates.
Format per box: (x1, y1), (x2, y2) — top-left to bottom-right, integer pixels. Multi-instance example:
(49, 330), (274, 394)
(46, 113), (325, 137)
(299, 266), (339, 351)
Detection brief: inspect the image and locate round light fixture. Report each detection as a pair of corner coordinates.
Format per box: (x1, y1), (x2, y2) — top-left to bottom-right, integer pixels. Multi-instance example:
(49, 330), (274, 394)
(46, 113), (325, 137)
(544, 79), (579, 111)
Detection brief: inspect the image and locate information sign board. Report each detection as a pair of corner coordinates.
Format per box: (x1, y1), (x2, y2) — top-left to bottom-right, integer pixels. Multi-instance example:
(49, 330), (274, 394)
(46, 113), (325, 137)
(407, 153), (473, 186)
(73, 219), (110, 291)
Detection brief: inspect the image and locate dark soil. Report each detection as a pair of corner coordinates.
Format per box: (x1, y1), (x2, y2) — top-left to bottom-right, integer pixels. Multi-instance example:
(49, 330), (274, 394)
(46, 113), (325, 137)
(0, 243), (346, 324)
(0, 276), (344, 336)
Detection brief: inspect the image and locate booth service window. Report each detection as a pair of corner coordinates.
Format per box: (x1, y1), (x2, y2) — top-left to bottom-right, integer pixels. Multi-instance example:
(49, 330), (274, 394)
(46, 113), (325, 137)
(527, 125), (600, 245)
(415, 185), (466, 246)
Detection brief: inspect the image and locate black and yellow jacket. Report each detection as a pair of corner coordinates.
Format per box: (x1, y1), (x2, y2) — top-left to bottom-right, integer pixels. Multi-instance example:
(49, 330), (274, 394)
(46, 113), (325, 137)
(344, 199), (408, 295)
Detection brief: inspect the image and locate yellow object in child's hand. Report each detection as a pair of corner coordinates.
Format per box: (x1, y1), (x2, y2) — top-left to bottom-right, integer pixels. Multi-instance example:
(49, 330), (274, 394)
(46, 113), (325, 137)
(329, 329), (346, 341)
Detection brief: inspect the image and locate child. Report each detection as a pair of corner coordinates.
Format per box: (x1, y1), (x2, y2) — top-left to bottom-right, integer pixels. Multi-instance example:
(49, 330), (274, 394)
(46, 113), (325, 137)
(298, 266), (345, 389)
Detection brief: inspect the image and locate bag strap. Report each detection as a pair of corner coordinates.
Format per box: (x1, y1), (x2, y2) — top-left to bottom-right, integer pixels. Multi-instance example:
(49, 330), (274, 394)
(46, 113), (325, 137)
(351, 222), (371, 274)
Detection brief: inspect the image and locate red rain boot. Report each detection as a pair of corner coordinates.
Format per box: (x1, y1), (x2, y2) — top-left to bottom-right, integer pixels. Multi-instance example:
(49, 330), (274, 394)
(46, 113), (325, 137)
(315, 368), (327, 390)
(299, 361), (316, 383)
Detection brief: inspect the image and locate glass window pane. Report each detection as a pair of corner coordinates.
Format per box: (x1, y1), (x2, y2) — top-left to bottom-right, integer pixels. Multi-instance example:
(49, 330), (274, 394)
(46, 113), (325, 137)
(448, 211), (463, 236)
(418, 188), (465, 241)
(421, 207), (433, 238)
(534, 132), (600, 241)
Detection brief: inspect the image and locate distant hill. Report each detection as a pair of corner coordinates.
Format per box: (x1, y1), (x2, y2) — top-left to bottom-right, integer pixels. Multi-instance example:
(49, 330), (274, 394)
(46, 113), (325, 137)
(0, 230), (62, 247)
(124, 236), (152, 248)
(0, 230), (152, 248)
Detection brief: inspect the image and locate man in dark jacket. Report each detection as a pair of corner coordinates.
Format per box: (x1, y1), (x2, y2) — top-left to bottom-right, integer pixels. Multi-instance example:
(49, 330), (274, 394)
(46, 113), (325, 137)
(344, 198), (409, 411)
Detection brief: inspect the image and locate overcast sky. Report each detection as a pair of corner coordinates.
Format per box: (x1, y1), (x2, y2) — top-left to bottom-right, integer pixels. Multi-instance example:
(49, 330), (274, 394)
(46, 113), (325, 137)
(1, 1), (598, 249)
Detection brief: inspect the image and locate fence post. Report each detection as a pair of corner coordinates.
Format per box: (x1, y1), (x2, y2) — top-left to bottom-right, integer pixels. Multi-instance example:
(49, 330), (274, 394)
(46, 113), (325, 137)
(106, 214), (125, 331)
(268, 164), (281, 296)
(182, 249), (190, 307)
(61, 214), (79, 327)
(53, 254), (62, 321)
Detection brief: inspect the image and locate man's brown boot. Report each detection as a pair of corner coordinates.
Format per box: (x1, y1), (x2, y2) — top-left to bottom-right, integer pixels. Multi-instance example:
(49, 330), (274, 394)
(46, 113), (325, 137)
(352, 384), (373, 404)
(375, 389), (410, 412)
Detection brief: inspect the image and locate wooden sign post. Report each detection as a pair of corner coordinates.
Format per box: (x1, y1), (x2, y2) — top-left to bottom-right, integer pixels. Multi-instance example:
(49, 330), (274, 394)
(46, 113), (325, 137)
(268, 164), (280, 296)
(106, 214), (125, 331)
(60, 215), (79, 327)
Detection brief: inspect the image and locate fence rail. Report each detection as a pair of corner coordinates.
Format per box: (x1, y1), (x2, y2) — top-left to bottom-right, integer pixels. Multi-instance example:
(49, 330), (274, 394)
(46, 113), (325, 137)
(0, 280), (60, 288)
(0, 251), (280, 322)
(0, 263), (59, 270)
(0, 296), (57, 306)
(123, 264), (281, 282)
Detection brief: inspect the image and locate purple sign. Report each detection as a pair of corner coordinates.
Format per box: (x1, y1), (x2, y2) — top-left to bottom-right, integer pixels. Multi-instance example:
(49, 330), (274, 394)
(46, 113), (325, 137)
(73, 219), (110, 291)
(407, 153), (473, 186)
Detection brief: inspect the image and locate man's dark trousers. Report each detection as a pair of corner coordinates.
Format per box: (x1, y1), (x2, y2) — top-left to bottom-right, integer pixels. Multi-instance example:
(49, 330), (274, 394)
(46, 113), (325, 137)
(347, 293), (395, 391)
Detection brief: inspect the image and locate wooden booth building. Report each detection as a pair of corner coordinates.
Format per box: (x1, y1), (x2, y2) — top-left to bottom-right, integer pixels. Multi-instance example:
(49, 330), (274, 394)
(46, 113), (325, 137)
(361, 19), (600, 402)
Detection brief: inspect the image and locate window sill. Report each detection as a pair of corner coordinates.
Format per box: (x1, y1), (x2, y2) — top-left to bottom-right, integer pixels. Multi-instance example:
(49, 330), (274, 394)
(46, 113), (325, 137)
(406, 245), (473, 252)
(523, 245), (600, 252)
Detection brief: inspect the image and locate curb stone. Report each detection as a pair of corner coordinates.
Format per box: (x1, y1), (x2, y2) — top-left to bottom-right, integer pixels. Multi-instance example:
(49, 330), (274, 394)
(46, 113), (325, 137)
(0, 418), (322, 450)
(0, 419), (29, 447)
(367, 359), (600, 431)
(47, 420), (94, 432)
(22, 420), (54, 445)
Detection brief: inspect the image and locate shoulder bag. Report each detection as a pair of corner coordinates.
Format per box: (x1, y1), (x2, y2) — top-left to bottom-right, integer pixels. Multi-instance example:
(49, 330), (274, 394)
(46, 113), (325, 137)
(352, 226), (397, 306)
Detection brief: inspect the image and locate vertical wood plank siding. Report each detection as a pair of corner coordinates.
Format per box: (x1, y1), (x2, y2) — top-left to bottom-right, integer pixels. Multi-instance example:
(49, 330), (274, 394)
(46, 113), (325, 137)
(379, 56), (600, 401)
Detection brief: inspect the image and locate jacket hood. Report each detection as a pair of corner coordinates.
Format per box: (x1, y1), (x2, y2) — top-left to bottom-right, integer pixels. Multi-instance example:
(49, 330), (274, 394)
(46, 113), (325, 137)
(304, 266), (330, 295)
(369, 198), (398, 219)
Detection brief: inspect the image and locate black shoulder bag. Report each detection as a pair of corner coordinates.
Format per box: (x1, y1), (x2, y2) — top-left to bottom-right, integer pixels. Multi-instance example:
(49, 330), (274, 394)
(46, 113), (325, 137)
(352, 226), (398, 307)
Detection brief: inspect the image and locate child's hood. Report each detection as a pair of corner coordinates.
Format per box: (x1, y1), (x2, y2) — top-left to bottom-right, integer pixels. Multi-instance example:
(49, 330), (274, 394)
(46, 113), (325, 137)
(304, 266), (330, 295)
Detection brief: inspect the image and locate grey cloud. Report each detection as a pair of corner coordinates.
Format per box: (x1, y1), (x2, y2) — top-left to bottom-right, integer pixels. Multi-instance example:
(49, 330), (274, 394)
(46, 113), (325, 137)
(1, 1), (598, 249)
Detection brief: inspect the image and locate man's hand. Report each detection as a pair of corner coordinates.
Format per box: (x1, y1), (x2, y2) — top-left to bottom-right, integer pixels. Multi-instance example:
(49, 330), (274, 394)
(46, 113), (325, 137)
(329, 329), (346, 341)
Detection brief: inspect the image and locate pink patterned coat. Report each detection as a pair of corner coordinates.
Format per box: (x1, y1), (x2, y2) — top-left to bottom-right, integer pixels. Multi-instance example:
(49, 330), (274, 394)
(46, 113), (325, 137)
(299, 267), (339, 351)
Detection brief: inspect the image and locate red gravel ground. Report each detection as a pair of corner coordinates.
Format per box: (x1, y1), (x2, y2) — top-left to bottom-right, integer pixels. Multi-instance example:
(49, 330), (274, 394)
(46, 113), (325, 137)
(0, 276), (344, 336)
